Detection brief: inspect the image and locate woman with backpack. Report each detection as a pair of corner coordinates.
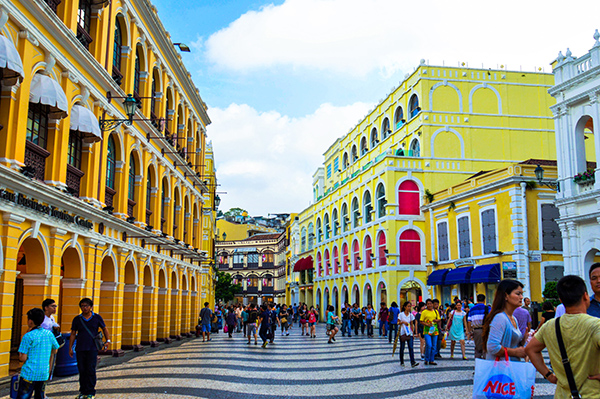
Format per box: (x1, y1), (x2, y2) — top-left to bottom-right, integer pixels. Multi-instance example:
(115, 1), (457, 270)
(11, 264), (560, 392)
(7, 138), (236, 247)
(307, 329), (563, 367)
(308, 306), (318, 338)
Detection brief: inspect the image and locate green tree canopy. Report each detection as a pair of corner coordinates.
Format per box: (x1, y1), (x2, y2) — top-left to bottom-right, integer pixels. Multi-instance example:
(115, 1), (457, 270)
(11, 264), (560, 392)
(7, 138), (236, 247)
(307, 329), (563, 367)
(224, 207), (248, 217)
(215, 271), (242, 303)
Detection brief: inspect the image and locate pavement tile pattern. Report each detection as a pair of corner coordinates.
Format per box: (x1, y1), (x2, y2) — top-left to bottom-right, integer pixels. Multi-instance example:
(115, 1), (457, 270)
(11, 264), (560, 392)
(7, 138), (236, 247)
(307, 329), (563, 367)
(1, 325), (557, 398)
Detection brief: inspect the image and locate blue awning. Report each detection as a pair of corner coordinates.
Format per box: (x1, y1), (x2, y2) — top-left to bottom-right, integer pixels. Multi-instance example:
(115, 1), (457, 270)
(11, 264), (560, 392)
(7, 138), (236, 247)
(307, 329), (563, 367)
(427, 269), (450, 286)
(445, 266), (474, 285)
(470, 263), (501, 284)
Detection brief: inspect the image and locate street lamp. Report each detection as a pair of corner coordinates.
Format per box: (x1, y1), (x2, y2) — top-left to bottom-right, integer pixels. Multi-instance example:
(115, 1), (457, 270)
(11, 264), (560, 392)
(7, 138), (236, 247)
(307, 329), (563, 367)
(99, 93), (150, 131)
(215, 195), (221, 208)
(534, 165), (559, 191)
(173, 43), (191, 52)
(222, 232), (227, 241)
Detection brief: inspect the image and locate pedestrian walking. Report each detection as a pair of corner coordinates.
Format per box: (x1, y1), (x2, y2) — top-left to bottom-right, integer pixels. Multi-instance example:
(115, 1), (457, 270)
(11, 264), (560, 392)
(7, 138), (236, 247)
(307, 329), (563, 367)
(257, 304), (271, 348)
(341, 305), (352, 337)
(235, 305), (243, 333)
(432, 299), (444, 359)
(299, 304), (308, 335)
(279, 305), (290, 336)
(589, 263), (600, 318)
(308, 306), (318, 338)
(327, 305), (339, 344)
(268, 303), (279, 343)
(40, 298), (63, 381)
(398, 301), (419, 367)
(447, 301), (468, 360)
(351, 303), (361, 336)
(526, 275), (600, 397)
(365, 304), (376, 337)
(467, 294), (490, 359)
(421, 299), (441, 365)
(15, 308), (60, 399)
(246, 304), (258, 345)
(199, 302), (212, 342)
(415, 302), (426, 360)
(69, 298), (111, 399)
(242, 305), (249, 336)
(378, 302), (388, 338)
(513, 304), (532, 339)
(226, 306), (236, 338)
(534, 301), (556, 332)
(388, 301), (400, 343)
(482, 279), (527, 362)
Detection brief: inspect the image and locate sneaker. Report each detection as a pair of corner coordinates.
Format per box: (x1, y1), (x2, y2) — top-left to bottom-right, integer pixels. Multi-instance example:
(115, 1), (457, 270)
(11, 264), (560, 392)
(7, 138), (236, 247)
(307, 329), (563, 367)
(262, 341), (268, 348)
(450, 355), (454, 359)
(429, 361), (438, 366)
(400, 361), (405, 366)
(286, 333), (289, 336)
(254, 341), (257, 345)
(411, 362), (419, 367)
(332, 337), (335, 341)
(462, 356), (468, 360)
(435, 354), (442, 359)
(247, 341), (250, 344)
(421, 355), (425, 360)
(424, 361), (429, 365)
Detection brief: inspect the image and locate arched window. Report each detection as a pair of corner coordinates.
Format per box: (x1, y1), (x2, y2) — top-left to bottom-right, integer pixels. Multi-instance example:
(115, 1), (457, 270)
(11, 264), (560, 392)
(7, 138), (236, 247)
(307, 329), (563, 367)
(66, 129), (84, 196)
(398, 180), (420, 215)
(351, 198), (360, 228)
(376, 183), (386, 218)
(324, 249), (331, 276)
(370, 128), (378, 148)
(394, 106), (404, 129)
(342, 152), (349, 169)
(364, 191), (372, 223)
(341, 203), (349, 232)
(133, 50), (141, 97)
(301, 227), (307, 252)
(112, 19), (123, 84)
(377, 231), (387, 266)
(324, 213), (330, 240)
(364, 236), (373, 268)
(316, 218), (322, 243)
(308, 223), (314, 249)
(128, 154), (136, 202)
(106, 136), (116, 190)
(409, 94), (420, 118)
(352, 239), (360, 271)
(381, 118), (390, 140)
(342, 242), (349, 272)
(332, 208), (339, 236)
(317, 252), (322, 277)
(409, 139), (420, 157)
(333, 246), (339, 274)
(399, 229), (421, 265)
(351, 145), (358, 162)
(360, 137), (368, 155)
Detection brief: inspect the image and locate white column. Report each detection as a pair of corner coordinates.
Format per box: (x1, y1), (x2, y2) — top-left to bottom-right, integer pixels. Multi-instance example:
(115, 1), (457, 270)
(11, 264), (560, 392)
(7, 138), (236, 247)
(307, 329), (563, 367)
(519, 182), (531, 298)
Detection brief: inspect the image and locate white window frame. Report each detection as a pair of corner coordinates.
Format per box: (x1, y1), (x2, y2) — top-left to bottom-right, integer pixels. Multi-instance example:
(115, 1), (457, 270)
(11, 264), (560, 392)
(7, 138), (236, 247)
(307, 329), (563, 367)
(456, 213), (473, 259)
(479, 205), (498, 256)
(436, 219), (450, 261)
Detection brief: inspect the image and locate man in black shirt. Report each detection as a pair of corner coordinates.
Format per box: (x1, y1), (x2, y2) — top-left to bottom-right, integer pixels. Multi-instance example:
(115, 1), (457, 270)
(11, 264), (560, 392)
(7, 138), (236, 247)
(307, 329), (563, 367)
(258, 304), (271, 348)
(246, 304), (259, 345)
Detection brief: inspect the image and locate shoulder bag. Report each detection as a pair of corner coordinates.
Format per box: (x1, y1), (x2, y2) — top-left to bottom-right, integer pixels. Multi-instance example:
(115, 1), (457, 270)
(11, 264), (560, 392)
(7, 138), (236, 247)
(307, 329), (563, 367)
(79, 315), (105, 351)
(555, 317), (581, 399)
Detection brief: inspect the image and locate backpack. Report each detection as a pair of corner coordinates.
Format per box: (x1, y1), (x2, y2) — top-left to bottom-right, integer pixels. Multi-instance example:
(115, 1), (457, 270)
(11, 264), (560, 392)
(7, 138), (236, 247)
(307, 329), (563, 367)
(388, 308), (395, 322)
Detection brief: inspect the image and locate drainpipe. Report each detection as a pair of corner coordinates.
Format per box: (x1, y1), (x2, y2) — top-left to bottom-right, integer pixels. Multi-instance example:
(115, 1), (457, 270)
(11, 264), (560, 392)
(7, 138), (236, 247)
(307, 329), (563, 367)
(519, 182), (531, 298)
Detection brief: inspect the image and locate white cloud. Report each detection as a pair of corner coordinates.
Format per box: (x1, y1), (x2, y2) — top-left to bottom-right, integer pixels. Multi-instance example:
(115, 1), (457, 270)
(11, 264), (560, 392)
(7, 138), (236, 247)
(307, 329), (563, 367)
(209, 102), (372, 215)
(204, 0), (600, 77)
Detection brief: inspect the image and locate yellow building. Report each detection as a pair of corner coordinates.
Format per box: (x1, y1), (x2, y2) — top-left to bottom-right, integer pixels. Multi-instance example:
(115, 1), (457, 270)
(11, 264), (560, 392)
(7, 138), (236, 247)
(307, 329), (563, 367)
(216, 217), (279, 242)
(201, 141), (218, 309)
(291, 62), (557, 319)
(0, 0), (215, 377)
(422, 161), (562, 305)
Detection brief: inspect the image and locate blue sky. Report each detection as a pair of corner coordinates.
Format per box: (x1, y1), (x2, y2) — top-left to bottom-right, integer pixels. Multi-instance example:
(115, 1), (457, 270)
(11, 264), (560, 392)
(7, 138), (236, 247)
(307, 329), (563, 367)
(152, 0), (600, 216)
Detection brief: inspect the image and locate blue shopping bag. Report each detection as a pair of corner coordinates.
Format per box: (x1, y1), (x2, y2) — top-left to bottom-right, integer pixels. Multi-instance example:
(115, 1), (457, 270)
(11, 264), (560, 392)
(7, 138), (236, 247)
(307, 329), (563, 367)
(473, 351), (536, 399)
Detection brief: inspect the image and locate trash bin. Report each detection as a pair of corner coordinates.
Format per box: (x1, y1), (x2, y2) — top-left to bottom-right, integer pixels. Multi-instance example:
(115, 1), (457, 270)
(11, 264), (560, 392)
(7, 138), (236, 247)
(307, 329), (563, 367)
(54, 333), (78, 377)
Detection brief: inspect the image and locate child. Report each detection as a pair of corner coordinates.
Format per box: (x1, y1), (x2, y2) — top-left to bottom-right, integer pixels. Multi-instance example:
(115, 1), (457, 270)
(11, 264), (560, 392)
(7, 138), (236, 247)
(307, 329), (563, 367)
(17, 308), (60, 399)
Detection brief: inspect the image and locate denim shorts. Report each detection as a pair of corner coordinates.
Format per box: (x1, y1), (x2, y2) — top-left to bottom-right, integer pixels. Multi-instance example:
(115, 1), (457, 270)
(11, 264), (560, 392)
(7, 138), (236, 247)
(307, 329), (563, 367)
(309, 322), (316, 326)
(202, 324), (211, 333)
(247, 323), (257, 336)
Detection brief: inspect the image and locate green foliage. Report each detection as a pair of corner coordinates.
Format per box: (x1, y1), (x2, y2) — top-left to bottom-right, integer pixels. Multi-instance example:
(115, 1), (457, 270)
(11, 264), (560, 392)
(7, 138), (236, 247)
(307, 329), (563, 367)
(448, 201), (456, 211)
(224, 207), (248, 217)
(215, 271), (242, 303)
(424, 189), (434, 204)
(542, 281), (561, 307)
(525, 181), (537, 190)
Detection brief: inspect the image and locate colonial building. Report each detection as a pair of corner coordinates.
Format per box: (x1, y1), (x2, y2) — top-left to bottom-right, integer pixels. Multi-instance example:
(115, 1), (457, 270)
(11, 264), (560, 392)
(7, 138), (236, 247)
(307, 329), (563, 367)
(292, 62), (557, 319)
(217, 232), (287, 304)
(0, 0), (215, 377)
(549, 32), (600, 286)
(423, 160), (562, 303)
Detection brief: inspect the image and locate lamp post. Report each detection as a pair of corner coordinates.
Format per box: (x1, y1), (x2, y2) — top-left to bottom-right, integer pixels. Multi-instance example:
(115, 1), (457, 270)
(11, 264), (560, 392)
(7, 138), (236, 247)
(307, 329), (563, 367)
(173, 43), (191, 52)
(534, 165), (559, 191)
(99, 93), (149, 131)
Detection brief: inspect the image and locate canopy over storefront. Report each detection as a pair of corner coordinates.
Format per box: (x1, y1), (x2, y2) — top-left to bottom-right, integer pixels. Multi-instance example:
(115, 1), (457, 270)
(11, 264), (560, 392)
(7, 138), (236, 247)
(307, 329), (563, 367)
(30, 73), (68, 119)
(293, 256), (313, 272)
(427, 268), (450, 286)
(0, 34), (24, 80)
(470, 263), (501, 284)
(445, 266), (474, 285)
(70, 105), (102, 142)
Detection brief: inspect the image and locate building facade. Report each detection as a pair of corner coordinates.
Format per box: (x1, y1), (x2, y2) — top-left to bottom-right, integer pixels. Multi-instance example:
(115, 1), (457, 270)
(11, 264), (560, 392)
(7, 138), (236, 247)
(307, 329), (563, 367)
(217, 232), (286, 304)
(0, 0), (215, 377)
(423, 161), (562, 304)
(291, 62), (557, 319)
(549, 33), (600, 286)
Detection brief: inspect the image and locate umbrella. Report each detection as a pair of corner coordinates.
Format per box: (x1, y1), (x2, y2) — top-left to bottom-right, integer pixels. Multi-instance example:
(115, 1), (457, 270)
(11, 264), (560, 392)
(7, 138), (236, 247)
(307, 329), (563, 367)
(392, 328), (400, 356)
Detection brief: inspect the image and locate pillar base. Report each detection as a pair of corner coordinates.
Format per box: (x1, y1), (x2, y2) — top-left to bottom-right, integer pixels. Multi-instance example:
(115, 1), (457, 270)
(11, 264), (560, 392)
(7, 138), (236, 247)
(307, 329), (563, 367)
(99, 349), (125, 357)
(157, 337), (172, 344)
(140, 341), (159, 347)
(170, 334), (182, 341)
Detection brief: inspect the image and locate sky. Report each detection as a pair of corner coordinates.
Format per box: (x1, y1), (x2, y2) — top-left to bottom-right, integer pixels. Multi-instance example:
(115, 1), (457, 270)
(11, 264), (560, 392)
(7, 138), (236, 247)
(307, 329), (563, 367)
(152, 0), (600, 217)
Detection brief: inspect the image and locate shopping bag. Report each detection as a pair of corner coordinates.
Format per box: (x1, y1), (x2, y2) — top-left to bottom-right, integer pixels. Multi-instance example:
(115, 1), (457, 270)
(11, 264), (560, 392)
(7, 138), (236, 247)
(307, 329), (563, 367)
(223, 324), (228, 333)
(473, 351), (536, 399)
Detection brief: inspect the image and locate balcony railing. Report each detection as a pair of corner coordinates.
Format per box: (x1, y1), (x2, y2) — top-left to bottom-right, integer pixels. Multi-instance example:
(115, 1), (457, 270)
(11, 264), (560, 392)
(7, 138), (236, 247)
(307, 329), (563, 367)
(145, 209), (152, 226)
(66, 164), (84, 197)
(76, 25), (93, 50)
(112, 67), (123, 86)
(246, 287), (258, 294)
(262, 286), (274, 293)
(105, 187), (116, 208)
(24, 140), (50, 182)
(44, 0), (61, 13)
(127, 199), (136, 218)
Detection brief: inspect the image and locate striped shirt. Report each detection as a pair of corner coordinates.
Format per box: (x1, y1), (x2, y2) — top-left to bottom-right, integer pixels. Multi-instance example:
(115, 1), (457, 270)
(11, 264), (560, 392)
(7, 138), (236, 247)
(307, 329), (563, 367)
(467, 303), (490, 328)
(18, 327), (60, 381)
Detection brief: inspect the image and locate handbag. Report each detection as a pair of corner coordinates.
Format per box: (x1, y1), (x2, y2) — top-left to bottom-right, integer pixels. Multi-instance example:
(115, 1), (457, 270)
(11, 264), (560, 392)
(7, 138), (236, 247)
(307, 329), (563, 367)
(78, 315), (104, 351)
(472, 349), (536, 399)
(224, 324), (228, 333)
(52, 327), (65, 348)
(556, 317), (581, 399)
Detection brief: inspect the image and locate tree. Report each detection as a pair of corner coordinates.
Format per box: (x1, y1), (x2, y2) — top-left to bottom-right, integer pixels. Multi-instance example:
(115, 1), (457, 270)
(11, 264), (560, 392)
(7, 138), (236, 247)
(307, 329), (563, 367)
(542, 281), (560, 307)
(215, 271), (242, 303)
(224, 207), (248, 217)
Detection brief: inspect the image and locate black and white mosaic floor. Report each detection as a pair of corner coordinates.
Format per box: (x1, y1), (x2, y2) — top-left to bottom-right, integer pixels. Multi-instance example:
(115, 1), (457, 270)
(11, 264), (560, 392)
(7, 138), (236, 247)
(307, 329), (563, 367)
(5, 326), (557, 398)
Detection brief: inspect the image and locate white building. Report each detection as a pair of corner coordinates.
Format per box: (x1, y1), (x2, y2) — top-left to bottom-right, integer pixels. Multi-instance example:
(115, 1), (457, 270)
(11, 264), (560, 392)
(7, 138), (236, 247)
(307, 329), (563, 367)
(550, 30), (600, 286)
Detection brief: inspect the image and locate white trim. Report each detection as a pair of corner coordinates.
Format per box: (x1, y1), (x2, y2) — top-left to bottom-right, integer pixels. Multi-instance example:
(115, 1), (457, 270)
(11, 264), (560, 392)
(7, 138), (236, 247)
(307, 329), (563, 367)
(429, 80), (464, 112)
(430, 127), (466, 158)
(468, 83), (503, 114)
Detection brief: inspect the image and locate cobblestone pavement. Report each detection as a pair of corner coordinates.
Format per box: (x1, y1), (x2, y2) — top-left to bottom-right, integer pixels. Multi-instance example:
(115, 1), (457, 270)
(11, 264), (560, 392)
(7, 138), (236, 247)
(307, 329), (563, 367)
(2, 325), (556, 399)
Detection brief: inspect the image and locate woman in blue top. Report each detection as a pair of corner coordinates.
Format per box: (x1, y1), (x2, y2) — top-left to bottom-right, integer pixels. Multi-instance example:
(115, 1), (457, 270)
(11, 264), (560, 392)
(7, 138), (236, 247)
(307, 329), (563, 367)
(327, 305), (339, 344)
(365, 304), (376, 338)
(482, 279), (527, 361)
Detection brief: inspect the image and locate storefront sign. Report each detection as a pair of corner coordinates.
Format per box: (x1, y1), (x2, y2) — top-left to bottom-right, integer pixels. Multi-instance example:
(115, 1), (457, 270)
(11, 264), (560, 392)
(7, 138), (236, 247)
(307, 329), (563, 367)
(502, 262), (517, 279)
(454, 259), (476, 267)
(530, 253), (542, 262)
(0, 188), (93, 229)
